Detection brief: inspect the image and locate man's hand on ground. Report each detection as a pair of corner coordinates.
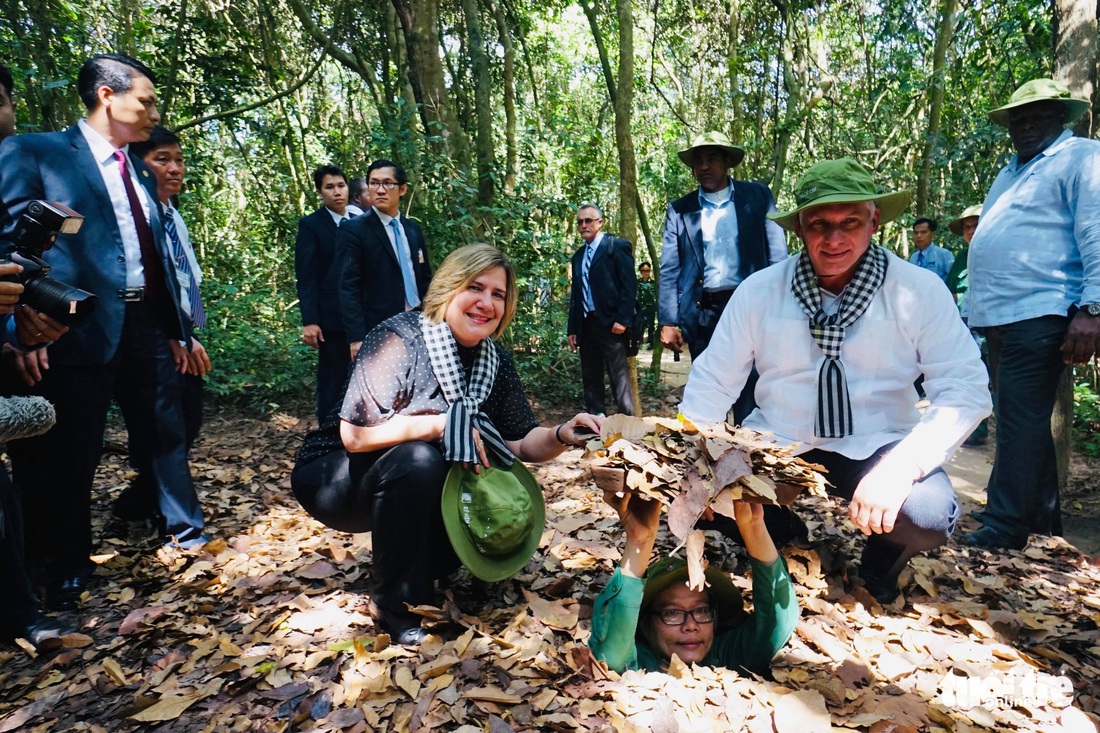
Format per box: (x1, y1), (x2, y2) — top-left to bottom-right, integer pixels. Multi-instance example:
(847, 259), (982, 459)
(1061, 310), (1100, 365)
(660, 325), (683, 352)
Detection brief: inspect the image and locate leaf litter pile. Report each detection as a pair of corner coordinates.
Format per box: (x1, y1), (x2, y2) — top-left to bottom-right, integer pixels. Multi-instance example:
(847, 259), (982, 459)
(1, 409), (1099, 732)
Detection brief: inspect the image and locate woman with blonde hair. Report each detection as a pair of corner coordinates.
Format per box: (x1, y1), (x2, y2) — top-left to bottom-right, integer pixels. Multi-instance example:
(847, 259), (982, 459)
(293, 243), (600, 644)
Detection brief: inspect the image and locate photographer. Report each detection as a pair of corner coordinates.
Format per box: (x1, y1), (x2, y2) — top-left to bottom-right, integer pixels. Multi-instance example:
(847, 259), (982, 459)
(0, 64), (76, 649)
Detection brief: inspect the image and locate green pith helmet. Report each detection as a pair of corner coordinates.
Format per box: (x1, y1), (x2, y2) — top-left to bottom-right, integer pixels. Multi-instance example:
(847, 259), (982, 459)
(987, 78), (1089, 127)
(677, 131), (745, 169)
(948, 204), (983, 235)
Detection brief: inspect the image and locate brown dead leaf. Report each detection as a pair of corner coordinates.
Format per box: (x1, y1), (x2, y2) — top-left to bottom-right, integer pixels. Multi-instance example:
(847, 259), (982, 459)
(118, 606), (169, 635)
(522, 590), (579, 630)
(127, 693), (204, 722)
(774, 690), (830, 733)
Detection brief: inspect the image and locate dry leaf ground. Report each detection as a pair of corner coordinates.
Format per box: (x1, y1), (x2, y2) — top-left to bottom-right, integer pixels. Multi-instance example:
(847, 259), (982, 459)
(1, 405), (1099, 732)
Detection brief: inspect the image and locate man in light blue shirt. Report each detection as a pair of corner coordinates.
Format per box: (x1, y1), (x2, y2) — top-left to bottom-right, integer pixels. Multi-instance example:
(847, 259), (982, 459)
(907, 217), (953, 282)
(963, 79), (1100, 551)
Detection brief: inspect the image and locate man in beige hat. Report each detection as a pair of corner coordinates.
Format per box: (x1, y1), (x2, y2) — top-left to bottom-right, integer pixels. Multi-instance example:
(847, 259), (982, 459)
(963, 79), (1100, 550)
(681, 158), (991, 603)
(658, 132), (787, 376)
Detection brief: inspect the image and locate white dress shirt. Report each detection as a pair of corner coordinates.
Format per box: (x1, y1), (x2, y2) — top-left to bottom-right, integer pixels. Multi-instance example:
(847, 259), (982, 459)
(681, 252), (992, 477)
(78, 119), (153, 289)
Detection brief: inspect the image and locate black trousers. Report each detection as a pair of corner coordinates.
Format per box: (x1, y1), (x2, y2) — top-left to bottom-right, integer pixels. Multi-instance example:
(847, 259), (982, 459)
(806, 442), (959, 589)
(579, 314), (636, 416)
(0, 468), (40, 633)
(315, 329), (350, 422)
(9, 301), (205, 576)
(124, 371), (205, 520)
(292, 441), (458, 634)
(979, 316), (1067, 543)
(685, 292), (757, 425)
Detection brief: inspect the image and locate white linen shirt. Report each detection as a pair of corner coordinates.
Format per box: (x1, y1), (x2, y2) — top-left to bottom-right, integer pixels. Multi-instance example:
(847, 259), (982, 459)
(680, 251), (992, 477)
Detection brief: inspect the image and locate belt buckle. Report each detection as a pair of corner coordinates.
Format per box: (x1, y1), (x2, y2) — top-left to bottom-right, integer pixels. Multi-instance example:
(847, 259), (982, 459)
(118, 287), (145, 302)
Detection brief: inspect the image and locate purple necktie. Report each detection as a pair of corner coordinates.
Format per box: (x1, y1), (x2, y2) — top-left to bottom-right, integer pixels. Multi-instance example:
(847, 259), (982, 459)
(114, 150), (165, 302)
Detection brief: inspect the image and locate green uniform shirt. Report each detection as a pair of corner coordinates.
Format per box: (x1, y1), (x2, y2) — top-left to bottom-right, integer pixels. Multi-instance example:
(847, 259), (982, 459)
(588, 555), (799, 674)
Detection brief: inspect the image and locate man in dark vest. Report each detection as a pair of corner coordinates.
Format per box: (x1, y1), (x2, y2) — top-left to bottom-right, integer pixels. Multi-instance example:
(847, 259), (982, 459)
(659, 132), (788, 359)
(659, 132), (788, 423)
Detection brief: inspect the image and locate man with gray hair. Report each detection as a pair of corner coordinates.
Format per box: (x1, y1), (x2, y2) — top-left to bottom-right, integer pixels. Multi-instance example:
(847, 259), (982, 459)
(567, 204), (637, 416)
(681, 158), (991, 603)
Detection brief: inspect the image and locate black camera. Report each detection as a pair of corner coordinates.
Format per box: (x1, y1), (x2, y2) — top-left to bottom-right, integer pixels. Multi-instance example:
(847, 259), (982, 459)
(2, 200), (98, 328)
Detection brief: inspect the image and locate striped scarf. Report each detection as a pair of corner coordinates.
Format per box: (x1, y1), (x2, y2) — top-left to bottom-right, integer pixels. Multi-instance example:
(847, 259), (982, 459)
(420, 314), (514, 466)
(791, 245), (888, 438)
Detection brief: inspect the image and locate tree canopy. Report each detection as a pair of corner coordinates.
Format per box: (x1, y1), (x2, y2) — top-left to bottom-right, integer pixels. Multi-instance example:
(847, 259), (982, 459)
(1, 0), (1094, 404)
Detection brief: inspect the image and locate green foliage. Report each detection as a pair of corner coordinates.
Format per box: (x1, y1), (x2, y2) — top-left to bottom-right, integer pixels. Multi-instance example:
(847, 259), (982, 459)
(1073, 380), (1100, 458)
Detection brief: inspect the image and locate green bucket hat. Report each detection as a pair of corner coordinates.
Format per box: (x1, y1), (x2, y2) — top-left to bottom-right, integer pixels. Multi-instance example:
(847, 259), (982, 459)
(768, 157), (911, 231)
(641, 556), (745, 630)
(988, 78), (1090, 127)
(441, 457), (545, 583)
(677, 131), (745, 169)
(948, 203), (983, 236)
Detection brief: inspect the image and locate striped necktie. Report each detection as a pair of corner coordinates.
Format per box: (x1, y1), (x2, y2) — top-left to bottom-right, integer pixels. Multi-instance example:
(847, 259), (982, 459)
(582, 242), (596, 314)
(164, 207), (206, 329)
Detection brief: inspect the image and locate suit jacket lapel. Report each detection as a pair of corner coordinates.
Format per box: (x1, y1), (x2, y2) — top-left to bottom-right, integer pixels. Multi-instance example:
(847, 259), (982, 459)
(684, 209), (704, 268)
(69, 128), (124, 254)
(366, 211), (399, 267)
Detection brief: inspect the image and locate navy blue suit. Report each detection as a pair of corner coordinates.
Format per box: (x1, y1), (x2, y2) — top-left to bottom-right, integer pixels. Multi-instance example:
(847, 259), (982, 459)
(567, 234), (637, 415)
(0, 125), (205, 578)
(337, 209), (431, 344)
(295, 207), (349, 420)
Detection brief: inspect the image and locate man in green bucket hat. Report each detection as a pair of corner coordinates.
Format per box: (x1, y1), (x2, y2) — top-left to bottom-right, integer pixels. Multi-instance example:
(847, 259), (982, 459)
(680, 157), (991, 603)
(963, 78), (1100, 551)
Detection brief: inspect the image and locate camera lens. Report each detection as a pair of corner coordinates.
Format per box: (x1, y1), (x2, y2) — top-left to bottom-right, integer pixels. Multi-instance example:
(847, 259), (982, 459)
(22, 276), (98, 328)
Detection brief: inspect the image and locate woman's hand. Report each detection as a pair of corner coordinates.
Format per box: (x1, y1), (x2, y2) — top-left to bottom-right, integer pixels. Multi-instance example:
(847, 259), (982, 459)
(733, 501), (779, 565)
(603, 488), (662, 578)
(557, 412), (603, 447)
(460, 427), (491, 474)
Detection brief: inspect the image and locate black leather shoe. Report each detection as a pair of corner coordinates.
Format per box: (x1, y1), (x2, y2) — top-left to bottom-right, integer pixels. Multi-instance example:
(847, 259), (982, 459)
(959, 527), (1027, 551)
(395, 627), (428, 646)
(112, 485), (160, 522)
(47, 574), (88, 612)
(17, 617), (77, 651)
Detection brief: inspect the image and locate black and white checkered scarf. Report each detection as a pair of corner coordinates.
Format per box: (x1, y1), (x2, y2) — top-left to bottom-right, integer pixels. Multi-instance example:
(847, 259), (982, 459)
(791, 245), (888, 438)
(420, 314), (514, 466)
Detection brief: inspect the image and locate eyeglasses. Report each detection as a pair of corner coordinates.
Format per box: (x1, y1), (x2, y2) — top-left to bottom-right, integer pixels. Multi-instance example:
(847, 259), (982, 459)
(652, 606), (716, 625)
(577, 217), (602, 225)
(367, 181), (400, 190)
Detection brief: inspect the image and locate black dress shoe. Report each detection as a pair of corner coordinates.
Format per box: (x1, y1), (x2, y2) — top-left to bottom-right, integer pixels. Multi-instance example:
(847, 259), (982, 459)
(17, 617), (77, 651)
(47, 574), (88, 612)
(112, 485), (160, 522)
(395, 627), (428, 646)
(959, 527), (1027, 551)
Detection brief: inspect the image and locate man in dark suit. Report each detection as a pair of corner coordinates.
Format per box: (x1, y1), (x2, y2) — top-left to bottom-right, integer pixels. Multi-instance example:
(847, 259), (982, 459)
(295, 165), (356, 421)
(567, 204), (637, 416)
(659, 132), (788, 359)
(0, 53), (206, 610)
(338, 159), (431, 358)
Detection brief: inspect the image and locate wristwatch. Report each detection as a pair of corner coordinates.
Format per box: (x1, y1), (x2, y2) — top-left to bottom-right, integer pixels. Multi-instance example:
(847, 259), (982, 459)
(1084, 303), (1100, 317)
